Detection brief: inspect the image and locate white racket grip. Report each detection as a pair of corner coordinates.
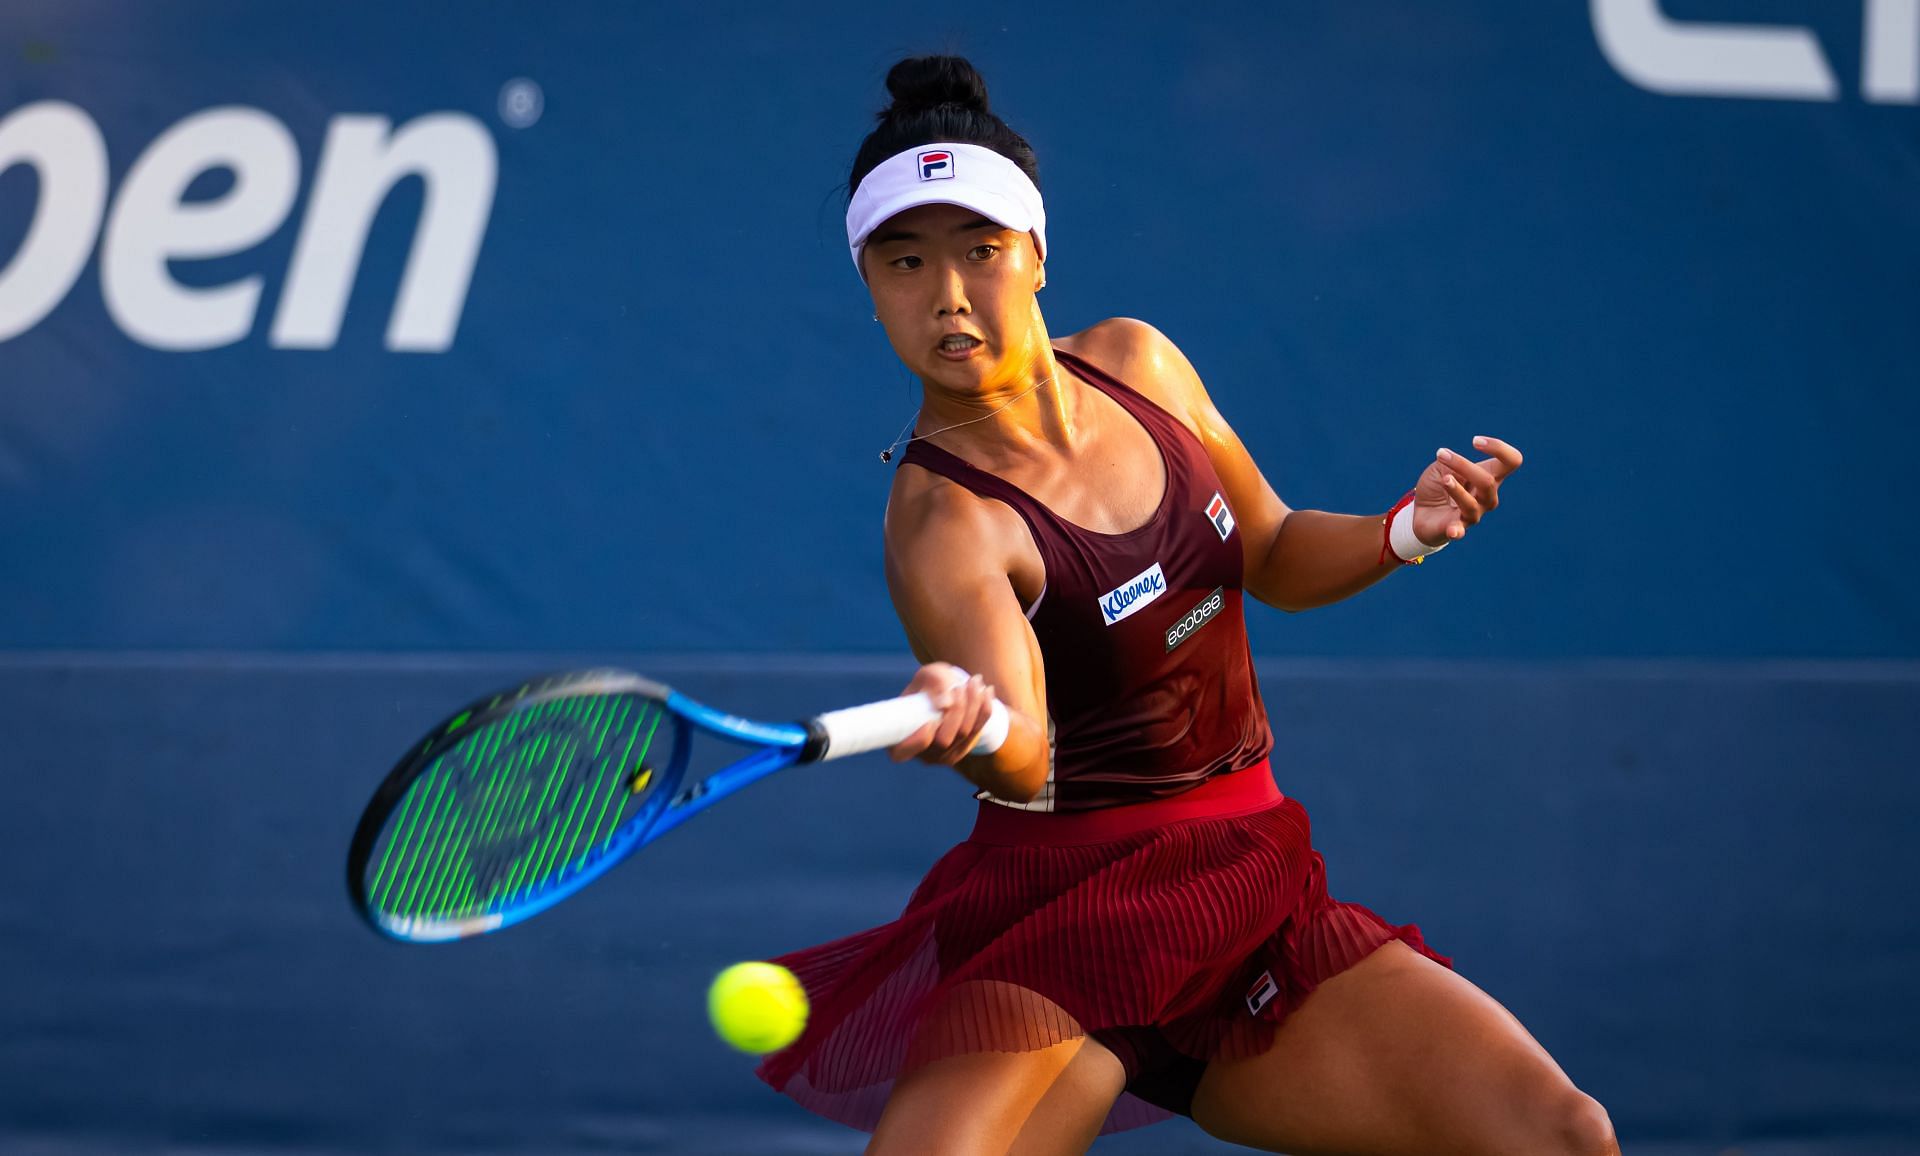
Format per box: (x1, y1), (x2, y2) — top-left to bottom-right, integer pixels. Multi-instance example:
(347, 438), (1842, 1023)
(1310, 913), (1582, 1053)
(811, 688), (1011, 762)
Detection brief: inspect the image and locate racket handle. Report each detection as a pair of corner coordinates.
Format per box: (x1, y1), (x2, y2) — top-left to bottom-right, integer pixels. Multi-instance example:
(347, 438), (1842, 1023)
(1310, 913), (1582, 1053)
(809, 680), (1011, 763)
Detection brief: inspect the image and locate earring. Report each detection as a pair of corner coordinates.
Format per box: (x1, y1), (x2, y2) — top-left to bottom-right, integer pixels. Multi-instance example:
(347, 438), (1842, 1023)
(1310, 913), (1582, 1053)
(872, 313), (879, 322)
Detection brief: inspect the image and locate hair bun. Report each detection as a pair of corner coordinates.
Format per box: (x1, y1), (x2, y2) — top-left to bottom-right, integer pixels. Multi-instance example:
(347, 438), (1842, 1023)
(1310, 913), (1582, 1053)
(883, 55), (991, 118)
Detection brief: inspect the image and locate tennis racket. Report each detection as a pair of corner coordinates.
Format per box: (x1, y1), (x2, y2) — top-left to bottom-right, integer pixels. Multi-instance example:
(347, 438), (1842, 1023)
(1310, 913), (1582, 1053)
(346, 668), (1009, 943)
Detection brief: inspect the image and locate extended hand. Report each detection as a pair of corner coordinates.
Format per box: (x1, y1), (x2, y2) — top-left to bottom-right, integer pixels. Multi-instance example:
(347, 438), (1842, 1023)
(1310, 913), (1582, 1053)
(1413, 436), (1523, 546)
(888, 662), (1000, 766)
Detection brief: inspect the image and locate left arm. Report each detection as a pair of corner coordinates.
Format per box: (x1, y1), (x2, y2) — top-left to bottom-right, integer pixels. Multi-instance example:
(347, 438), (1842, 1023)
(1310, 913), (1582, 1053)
(1080, 319), (1523, 612)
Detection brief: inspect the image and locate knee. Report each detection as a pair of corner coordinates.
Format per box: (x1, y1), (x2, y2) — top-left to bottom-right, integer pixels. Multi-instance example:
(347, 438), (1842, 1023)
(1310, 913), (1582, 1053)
(1548, 1090), (1619, 1156)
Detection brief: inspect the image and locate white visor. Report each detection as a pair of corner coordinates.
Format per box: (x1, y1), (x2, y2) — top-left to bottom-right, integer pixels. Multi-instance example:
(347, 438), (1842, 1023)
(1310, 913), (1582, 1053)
(846, 142), (1047, 276)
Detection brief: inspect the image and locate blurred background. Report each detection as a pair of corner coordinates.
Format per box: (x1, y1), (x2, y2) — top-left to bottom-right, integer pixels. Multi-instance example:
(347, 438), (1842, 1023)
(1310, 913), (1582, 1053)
(2, 2), (1916, 1152)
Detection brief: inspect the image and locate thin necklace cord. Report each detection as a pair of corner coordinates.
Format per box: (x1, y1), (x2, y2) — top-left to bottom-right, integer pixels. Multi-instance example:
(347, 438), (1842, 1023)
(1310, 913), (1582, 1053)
(878, 374), (1055, 464)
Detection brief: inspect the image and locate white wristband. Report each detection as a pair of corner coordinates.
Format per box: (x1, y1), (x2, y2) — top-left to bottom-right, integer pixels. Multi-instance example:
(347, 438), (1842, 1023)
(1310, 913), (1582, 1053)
(1390, 501), (1447, 562)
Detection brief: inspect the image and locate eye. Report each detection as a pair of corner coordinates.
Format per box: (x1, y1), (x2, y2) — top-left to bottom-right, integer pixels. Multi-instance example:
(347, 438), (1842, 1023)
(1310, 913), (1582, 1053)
(968, 244), (1000, 261)
(889, 255), (923, 270)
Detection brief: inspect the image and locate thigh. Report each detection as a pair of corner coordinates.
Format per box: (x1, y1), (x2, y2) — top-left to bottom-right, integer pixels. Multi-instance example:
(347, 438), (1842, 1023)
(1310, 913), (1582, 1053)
(1189, 941), (1614, 1156)
(1007, 1037), (1126, 1156)
(867, 1036), (1088, 1156)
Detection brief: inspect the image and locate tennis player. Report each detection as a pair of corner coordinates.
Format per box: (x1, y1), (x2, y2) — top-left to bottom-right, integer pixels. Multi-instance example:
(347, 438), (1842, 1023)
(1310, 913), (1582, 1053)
(759, 56), (1618, 1156)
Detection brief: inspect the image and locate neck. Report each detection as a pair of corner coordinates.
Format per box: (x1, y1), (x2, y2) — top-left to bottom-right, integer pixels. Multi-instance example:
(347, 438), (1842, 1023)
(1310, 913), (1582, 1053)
(914, 326), (1078, 458)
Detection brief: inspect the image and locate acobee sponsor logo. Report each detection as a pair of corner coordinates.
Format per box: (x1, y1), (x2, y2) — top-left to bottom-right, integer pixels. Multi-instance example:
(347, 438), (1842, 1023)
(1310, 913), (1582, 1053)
(1165, 587), (1225, 652)
(0, 99), (500, 351)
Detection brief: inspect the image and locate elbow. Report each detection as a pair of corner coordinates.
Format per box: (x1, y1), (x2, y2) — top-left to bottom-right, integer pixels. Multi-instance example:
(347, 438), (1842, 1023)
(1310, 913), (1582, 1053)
(998, 778), (1043, 805)
(985, 761), (1048, 804)
(1247, 582), (1303, 614)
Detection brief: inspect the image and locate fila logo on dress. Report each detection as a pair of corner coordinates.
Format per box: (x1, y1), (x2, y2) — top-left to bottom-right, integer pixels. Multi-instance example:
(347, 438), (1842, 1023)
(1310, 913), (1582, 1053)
(917, 151), (953, 180)
(1206, 492), (1235, 540)
(1246, 970), (1280, 1016)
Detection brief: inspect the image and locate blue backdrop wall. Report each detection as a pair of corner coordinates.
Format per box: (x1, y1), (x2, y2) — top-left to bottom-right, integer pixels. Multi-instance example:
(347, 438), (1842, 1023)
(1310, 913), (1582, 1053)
(3, 3), (1917, 1154)
(3, 0), (1916, 657)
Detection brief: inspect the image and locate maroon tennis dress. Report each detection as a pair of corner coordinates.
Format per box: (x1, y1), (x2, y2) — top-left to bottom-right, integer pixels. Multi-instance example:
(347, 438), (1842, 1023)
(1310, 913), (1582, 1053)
(756, 346), (1450, 1134)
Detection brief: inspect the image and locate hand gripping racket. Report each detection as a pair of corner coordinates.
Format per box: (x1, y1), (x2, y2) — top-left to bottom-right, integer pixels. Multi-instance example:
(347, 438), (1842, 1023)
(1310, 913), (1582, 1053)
(347, 669), (1009, 943)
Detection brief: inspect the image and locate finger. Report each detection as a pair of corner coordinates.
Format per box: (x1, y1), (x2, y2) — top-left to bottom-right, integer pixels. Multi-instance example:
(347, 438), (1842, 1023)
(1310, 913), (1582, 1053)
(1442, 473), (1484, 525)
(961, 680), (997, 754)
(928, 669), (970, 717)
(940, 679), (997, 763)
(1438, 448), (1498, 494)
(929, 675), (985, 759)
(1437, 449), (1500, 511)
(1469, 435), (1523, 479)
(929, 681), (970, 753)
(890, 719), (938, 762)
(958, 679), (997, 753)
(901, 661), (964, 700)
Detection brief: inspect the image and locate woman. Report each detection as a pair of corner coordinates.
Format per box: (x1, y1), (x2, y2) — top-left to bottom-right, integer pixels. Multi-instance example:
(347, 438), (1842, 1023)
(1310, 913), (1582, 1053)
(758, 55), (1617, 1156)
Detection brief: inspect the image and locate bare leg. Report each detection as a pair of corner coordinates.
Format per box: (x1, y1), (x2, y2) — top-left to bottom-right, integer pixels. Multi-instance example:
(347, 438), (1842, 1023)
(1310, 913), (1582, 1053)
(1191, 941), (1618, 1156)
(1006, 1037), (1126, 1156)
(866, 1037), (1087, 1156)
(869, 980), (1106, 1156)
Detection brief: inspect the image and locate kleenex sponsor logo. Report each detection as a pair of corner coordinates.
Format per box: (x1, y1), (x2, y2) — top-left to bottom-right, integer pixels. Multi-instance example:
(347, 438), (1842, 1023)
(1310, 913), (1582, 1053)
(1165, 587), (1224, 652)
(1098, 562), (1167, 626)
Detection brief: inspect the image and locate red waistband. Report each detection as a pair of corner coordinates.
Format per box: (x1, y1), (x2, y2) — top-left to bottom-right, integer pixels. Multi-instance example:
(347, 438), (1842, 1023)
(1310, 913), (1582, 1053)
(967, 759), (1282, 846)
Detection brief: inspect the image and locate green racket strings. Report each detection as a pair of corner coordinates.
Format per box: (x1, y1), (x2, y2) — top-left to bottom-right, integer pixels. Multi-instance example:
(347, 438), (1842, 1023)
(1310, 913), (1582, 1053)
(365, 696), (664, 920)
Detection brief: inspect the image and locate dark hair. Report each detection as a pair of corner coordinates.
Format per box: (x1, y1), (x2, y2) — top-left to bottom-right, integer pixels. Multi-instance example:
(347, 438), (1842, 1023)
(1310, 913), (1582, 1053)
(847, 55), (1040, 202)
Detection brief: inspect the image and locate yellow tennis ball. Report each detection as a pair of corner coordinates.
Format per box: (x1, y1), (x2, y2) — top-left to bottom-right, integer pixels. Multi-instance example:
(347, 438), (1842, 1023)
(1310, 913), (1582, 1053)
(707, 961), (809, 1054)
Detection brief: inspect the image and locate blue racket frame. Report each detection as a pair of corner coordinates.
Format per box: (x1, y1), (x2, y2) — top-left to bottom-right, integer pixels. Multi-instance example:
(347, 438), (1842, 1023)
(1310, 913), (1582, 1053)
(350, 672), (816, 944)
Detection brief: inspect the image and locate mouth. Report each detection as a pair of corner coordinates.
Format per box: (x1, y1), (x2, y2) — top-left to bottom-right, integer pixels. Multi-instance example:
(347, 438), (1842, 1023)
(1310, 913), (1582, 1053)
(936, 333), (984, 359)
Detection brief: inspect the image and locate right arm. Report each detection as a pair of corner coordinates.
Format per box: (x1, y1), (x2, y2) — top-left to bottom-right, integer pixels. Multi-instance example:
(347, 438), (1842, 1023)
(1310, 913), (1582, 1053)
(881, 477), (1052, 803)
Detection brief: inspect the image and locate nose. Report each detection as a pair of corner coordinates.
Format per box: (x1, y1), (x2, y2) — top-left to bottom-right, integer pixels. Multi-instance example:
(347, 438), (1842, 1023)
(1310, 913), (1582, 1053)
(934, 264), (971, 318)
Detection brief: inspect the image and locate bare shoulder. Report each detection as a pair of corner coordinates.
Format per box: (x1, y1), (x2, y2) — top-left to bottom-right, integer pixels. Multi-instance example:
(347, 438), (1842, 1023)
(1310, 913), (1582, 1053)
(1055, 317), (1208, 436)
(884, 463), (1025, 577)
(882, 463), (1038, 656)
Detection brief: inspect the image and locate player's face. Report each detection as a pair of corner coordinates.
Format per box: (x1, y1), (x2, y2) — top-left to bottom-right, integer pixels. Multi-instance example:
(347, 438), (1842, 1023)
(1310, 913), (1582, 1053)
(862, 202), (1046, 391)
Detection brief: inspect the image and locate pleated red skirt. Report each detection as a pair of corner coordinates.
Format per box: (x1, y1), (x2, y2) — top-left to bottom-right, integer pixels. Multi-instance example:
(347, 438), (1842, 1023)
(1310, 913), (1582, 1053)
(755, 760), (1451, 1134)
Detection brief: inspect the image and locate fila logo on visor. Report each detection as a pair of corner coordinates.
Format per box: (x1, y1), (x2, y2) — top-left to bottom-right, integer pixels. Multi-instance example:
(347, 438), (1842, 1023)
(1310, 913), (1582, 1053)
(1206, 492), (1236, 540)
(917, 151), (954, 180)
(1098, 562), (1167, 626)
